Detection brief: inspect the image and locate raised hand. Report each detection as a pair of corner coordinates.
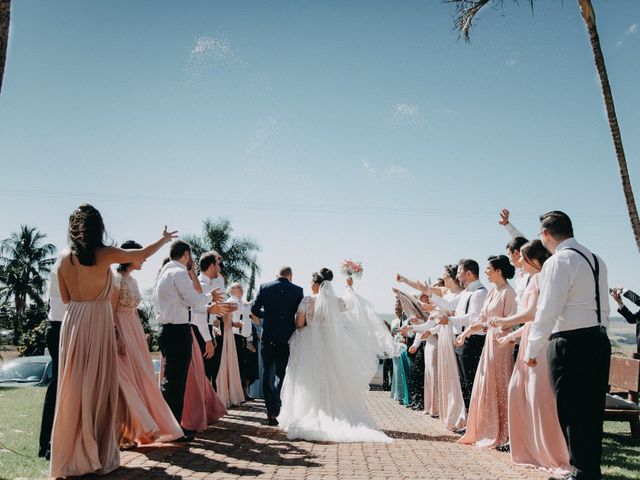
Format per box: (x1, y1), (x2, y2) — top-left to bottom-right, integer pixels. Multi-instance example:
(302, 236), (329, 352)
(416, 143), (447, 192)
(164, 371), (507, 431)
(211, 288), (226, 304)
(499, 209), (510, 226)
(162, 225), (179, 242)
(610, 287), (623, 306)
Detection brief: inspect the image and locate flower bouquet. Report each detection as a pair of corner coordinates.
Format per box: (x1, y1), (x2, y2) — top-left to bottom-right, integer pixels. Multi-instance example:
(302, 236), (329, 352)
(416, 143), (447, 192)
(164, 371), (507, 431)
(341, 259), (364, 280)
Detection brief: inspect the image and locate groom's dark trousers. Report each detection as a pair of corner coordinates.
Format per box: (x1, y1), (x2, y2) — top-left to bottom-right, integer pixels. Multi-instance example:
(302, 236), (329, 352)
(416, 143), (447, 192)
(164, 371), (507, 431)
(261, 341), (290, 416)
(159, 323), (192, 426)
(38, 320), (61, 458)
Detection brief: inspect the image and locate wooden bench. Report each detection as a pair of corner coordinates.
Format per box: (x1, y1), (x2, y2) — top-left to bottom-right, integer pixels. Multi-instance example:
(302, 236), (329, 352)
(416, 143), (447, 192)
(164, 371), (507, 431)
(605, 354), (640, 438)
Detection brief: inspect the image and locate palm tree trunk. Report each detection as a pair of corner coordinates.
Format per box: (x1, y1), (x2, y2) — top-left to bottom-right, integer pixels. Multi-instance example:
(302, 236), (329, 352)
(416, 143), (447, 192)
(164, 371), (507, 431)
(0, 0), (10, 96)
(578, 0), (640, 252)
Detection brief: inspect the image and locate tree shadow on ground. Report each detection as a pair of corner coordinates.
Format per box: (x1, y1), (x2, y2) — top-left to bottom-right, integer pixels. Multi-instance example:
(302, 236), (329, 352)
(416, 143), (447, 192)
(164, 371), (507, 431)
(382, 429), (458, 442)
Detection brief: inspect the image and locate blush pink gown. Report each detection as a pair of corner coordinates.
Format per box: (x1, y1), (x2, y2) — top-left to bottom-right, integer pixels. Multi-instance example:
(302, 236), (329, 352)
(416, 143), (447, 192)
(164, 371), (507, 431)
(181, 327), (227, 432)
(508, 276), (571, 474)
(50, 271), (120, 478)
(459, 285), (517, 448)
(114, 273), (183, 445)
(215, 314), (245, 408)
(437, 323), (466, 431)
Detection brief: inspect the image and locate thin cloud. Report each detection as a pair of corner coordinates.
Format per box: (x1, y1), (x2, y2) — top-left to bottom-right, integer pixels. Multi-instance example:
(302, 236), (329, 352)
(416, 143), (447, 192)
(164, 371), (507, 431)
(617, 22), (638, 47)
(361, 159), (409, 181)
(389, 103), (420, 128)
(505, 58), (518, 67)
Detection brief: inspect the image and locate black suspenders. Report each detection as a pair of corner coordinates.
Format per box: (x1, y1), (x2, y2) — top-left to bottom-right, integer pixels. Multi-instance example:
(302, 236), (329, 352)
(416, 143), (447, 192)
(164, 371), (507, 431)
(566, 248), (602, 324)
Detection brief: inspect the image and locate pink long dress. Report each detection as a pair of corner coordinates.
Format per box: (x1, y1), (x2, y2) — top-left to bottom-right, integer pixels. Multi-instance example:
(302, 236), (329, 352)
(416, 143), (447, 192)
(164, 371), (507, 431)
(50, 271), (120, 478)
(215, 314), (245, 408)
(508, 276), (571, 474)
(181, 327), (227, 432)
(459, 284), (517, 448)
(437, 323), (466, 431)
(114, 273), (183, 445)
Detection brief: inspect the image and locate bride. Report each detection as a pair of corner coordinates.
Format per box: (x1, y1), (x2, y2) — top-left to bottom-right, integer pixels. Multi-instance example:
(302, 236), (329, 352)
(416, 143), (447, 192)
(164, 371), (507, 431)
(277, 268), (402, 443)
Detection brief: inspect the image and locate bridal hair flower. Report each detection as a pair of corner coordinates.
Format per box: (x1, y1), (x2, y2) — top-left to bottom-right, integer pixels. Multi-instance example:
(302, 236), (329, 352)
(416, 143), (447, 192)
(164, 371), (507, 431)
(341, 259), (364, 280)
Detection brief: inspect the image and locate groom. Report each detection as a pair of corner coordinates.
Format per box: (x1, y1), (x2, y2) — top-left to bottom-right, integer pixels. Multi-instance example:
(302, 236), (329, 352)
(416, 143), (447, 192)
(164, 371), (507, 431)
(251, 266), (303, 425)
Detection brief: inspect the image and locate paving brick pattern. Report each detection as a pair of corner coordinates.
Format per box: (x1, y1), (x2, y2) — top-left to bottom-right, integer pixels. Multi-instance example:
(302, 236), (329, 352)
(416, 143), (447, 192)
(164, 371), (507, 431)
(105, 392), (551, 480)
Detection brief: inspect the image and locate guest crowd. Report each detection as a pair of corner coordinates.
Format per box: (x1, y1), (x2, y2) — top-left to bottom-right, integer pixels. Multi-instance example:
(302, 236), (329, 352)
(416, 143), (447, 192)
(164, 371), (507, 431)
(391, 209), (615, 480)
(35, 204), (626, 480)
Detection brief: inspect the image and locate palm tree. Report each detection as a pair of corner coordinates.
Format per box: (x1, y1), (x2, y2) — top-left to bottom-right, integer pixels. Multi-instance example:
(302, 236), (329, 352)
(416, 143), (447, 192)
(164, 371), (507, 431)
(447, 0), (640, 252)
(0, 0), (10, 96)
(0, 226), (56, 344)
(183, 217), (261, 286)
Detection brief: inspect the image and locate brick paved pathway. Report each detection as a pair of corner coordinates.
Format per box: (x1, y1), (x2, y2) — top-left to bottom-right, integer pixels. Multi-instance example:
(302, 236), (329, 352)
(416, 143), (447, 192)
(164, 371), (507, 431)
(107, 392), (551, 480)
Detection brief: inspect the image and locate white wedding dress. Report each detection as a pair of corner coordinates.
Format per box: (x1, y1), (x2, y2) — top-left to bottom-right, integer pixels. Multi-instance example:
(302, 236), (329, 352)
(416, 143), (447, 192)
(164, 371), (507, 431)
(277, 281), (402, 443)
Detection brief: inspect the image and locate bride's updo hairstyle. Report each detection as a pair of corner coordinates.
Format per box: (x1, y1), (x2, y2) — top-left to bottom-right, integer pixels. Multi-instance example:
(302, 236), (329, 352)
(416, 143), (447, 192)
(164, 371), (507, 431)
(487, 255), (516, 280)
(312, 268), (334, 285)
(68, 203), (111, 266)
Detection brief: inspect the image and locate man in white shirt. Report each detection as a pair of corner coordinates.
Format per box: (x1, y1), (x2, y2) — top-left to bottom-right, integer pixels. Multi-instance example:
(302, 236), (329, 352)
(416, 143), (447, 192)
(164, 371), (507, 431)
(499, 209), (530, 305)
(430, 259), (487, 410)
(38, 255), (66, 460)
(192, 251), (225, 387)
(154, 241), (231, 437)
(524, 211), (611, 480)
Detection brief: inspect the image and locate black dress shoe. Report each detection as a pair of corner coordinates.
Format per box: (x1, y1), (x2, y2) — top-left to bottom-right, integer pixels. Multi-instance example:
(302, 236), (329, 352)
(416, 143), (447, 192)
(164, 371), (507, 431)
(267, 416), (279, 426)
(174, 434), (195, 443)
(495, 443), (510, 452)
(453, 427), (466, 435)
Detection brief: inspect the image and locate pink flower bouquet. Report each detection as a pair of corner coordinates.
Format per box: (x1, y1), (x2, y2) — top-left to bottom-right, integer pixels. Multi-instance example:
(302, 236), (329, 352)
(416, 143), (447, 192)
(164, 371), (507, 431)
(341, 259), (364, 280)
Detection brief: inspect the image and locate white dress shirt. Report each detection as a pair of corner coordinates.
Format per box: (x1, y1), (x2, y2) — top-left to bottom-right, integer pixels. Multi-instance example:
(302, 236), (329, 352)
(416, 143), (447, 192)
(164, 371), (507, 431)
(503, 222), (530, 307)
(48, 256), (66, 322)
(153, 260), (212, 325)
(525, 238), (610, 359)
(432, 281), (487, 335)
(229, 295), (253, 338)
(190, 273), (216, 342)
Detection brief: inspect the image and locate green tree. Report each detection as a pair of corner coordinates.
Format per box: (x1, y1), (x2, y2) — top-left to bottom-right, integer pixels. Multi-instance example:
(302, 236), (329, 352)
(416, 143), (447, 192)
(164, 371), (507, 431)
(183, 217), (261, 286)
(0, 0), (10, 96)
(0, 226), (56, 344)
(447, 0), (640, 251)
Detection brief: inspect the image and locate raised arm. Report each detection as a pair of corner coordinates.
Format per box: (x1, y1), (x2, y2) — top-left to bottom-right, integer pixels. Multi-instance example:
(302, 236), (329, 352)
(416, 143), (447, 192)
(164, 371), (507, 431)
(396, 273), (430, 294)
(498, 209), (526, 239)
(100, 226), (177, 266)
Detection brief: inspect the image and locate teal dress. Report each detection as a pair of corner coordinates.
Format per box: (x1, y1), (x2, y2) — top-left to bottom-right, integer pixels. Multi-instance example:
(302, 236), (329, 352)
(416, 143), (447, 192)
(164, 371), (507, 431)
(390, 317), (411, 405)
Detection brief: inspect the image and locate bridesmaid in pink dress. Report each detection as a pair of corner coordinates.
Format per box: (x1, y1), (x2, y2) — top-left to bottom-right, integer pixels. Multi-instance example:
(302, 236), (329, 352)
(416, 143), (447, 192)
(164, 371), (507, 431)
(180, 325), (227, 432)
(112, 240), (183, 446)
(216, 301), (246, 408)
(457, 255), (517, 449)
(489, 240), (570, 474)
(51, 204), (175, 478)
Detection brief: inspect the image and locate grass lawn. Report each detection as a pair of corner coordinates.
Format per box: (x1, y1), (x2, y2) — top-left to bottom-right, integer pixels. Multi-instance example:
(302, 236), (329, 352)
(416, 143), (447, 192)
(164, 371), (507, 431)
(602, 421), (640, 480)
(0, 388), (638, 479)
(0, 387), (49, 480)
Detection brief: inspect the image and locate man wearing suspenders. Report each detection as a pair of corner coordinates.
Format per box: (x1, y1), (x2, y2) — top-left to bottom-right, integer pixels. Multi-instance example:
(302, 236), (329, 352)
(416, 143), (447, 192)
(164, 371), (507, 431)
(525, 211), (611, 480)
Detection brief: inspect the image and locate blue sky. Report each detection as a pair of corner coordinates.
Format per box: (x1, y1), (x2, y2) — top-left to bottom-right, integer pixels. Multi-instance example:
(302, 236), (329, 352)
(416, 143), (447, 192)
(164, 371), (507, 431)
(1, 0), (639, 312)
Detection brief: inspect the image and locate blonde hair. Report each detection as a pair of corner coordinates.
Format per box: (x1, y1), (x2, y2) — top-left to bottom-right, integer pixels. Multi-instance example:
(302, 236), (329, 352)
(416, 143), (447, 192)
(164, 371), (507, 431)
(228, 282), (243, 296)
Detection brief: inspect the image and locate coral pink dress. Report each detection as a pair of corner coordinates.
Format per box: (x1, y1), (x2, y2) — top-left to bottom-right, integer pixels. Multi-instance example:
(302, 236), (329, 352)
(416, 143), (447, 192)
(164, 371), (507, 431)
(114, 273), (183, 445)
(181, 327), (227, 432)
(459, 284), (517, 448)
(508, 276), (571, 474)
(215, 313), (245, 408)
(50, 271), (120, 478)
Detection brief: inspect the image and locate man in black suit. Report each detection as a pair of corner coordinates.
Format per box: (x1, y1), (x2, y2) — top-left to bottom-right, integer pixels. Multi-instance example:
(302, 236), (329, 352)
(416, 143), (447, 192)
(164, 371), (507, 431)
(251, 266), (303, 425)
(611, 287), (640, 354)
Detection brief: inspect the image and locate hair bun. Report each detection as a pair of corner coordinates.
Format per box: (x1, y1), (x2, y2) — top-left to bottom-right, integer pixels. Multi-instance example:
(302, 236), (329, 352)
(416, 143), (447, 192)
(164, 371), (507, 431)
(319, 268), (334, 282)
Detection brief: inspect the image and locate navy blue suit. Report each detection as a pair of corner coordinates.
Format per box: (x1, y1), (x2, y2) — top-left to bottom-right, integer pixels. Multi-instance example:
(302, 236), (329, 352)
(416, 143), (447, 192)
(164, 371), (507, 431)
(251, 277), (303, 416)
